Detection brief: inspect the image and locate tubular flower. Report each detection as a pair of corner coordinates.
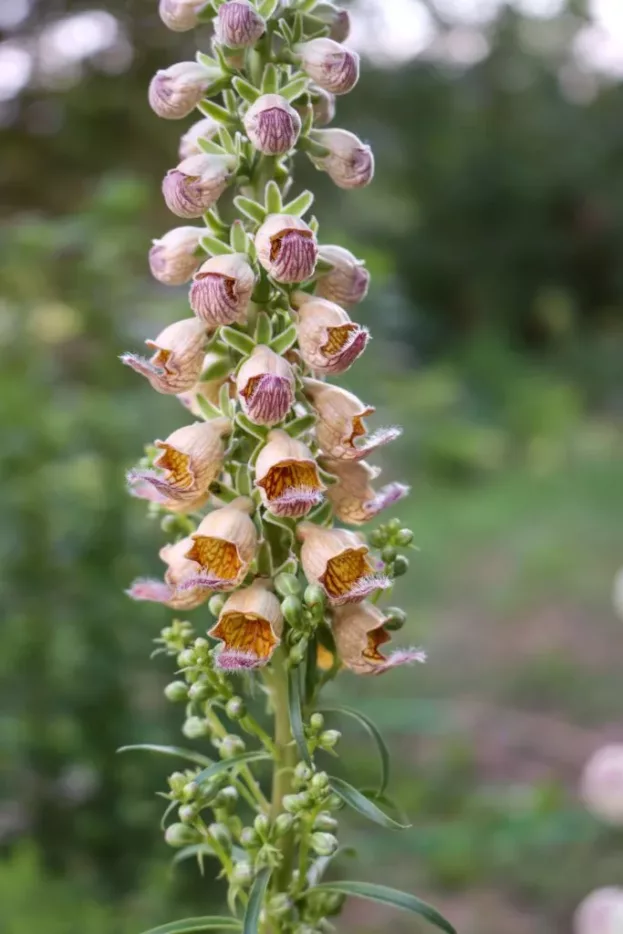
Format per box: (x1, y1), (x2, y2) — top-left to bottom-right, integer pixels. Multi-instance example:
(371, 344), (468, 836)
(332, 602), (426, 675)
(162, 154), (236, 218)
(311, 128), (374, 189)
(298, 524), (391, 605)
(255, 214), (318, 283)
(243, 94), (302, 155)
(209, 579), (283, 669)
(303, 378), (401, 460)
(181, 497), (257, 592)
(315, 244), (369, 306)
(255, 430), (325, 517)
(236, 345), (295, 426)
(190, 253), (255, 326)
(179, 116), (219, 159)
(149, 226), (204, 285)
(121, 318), (208, 394)
(148, 62), (215, 120)
(215, 0), (265, 48)
(127, 536), (211, 610)
(324, 459), (409, 526)
(296, 38), (359, 96)
(294, 295), (368, 375)
(159, 0), (204, 32)
(129, 418), (231, 505)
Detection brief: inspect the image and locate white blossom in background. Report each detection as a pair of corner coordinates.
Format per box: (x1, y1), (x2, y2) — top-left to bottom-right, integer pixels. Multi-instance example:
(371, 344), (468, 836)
(581, 744), (623, 825)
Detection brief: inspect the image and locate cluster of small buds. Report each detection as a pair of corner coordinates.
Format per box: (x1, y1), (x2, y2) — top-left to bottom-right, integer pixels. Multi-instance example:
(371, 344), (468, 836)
(120, 3), (445, 933)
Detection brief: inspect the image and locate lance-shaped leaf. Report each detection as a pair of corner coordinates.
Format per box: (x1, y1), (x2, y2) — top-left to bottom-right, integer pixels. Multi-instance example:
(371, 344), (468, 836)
(288, 665), (312, 766)
(282, 190), (314, 217)
(320, 706), (390, 795)
(139, 917), (242, 934)
(264, 180), (282, 215)
(311, 882), (456, 934)
(261, 63), (279, 95)
(254, 311), (272, 345)
(220, 327), (256, 356)
(194, 750), (270, 786)
(280, 74), (309, 103)
(243, 867), (272, 934)
(117, 744), (213, 768)
(232, 77), (261, 104)
(229, 219), (250, 253)
(200, 234), (235, 257)
(269, 324), (297, 355)
(328, 776), (410, 830)
(234, 196), (267, 225)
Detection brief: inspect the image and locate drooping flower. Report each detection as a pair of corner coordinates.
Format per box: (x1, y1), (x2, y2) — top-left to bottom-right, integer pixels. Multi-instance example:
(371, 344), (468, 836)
(296, 38), (359, 95)
(315, 244), (370, 306)
(332, 602), (426, 675)
(180, 497), (257, 592)
(127, 536), (211, 610)
(148, 62), (215, 120)
(179, 116), (220, 159)
(162, 154), (236, 218)
(311, 129), (374, 189)
(189, 253), (255, 327)
(127, 476), (210, 514)
(121, 318), (208, 394)
(236, 345), (295, 426)
(255, 430), (325, 517)
(255, 214), (318, 283)
(303, 378), (401, 460)
(581, 745), (623, 825)
(294, 295), (368, 375)
(574, 888), (623, 934)
(209, 579), (283, 670)
(129, 418), (231, 505)
(158, 0), (204, 32)
(298, 524), (391, 605)
(215, 0), (266, 48)
(243, 94), (302, 155)
(324, 459), (409, 526)
(329, 9), (351, 43)
(149, 227), (204, 285)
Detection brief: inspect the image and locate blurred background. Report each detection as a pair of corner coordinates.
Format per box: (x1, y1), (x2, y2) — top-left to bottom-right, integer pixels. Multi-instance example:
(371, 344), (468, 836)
(1, 1), (622, 932)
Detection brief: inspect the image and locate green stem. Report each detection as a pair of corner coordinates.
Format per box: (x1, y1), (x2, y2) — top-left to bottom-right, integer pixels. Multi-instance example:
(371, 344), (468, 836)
(204, 707), (270, 814)
(266, 646), (297, 890)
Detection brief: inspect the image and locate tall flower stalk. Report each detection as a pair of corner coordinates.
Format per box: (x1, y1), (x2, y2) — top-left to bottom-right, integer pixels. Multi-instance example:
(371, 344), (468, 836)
(122, 2), (455, 933)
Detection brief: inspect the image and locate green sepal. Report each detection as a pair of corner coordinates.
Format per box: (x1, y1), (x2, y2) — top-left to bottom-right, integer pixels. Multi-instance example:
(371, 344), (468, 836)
(256, 540), (273, 577)
(218, 380), (235, 418)
(117, 744), (213, 767)
(220, 327), (256, 356)
(201, 356), (234, 381)
(198, 99), (232, 125)
(243, 867), (272, 934)
(234, 196), (267, 225)
(196, 395), (224, 421)
(261, 63), (279, 94)
(200, 234), (235, 257)
(195, 51), (219, 69)
(139, 917), (242, 934)
(198, 137), (227, 156)
(258, 0), (279, 17)
(232, 76), (261, 104)
(254, 311), (273, 344)
(285, 413), (316, 437)
(291, 11), (304, 44)
(280, 74), (309, 103)
(160, 799), (178, 831)
(328, 777), (411, 830)
(229, 219), (250, 253)
(301, 13), (330, 38)
(288, 665), (312, 765)
(203, 207), (230, 237)
(261, 511), (295, 552)
(269, 324), (297, 355)
(300, 136), (331, 159)
(233, 462), (253, 496)
(235, 412), (268, 441)
(276, 19), (294, 45)
(218, 126), (237, 154)
(282, 189), (314, 217)
(264, 179), (283, 214)
(311, 882), (456, 934)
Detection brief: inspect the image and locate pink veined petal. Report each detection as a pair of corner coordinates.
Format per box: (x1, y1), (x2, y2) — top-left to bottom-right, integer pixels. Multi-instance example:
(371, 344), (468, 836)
(274, 231), (317, 282)
(242, 374), (293, 425)
(177, 573), (230, 592)
(326, 325), (369, 373)
(214, 648), (264, 670)
(127, 470), (171, 504)
(266, 486), (324, 517)
(128, 468), (191, 503)
(364, 482), (410, 516)
(126, 578), (174, 604)
(120, 352), (166, 380)
(377, 647), (427, 673)
(329, 574), (393, 606)
(349, 425), (403, 461)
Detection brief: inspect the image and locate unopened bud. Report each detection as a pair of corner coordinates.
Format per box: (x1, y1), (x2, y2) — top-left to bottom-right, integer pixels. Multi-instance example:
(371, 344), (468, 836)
(255, 214), (318, 283)
(326, 793), (343, 811)
(215, 0), (266, 48)
(275, 572), (302, 598)
(282, 793), (305, 813)
(208, 822), (232, 854)
(381, 545), (397, 563)
(309, 712), (325, 732)
(162, 153), (236, 219)
(396, 528), (414, 546)
(313, 811), (338, 832)
(165, 822), (201, 847)
(240, 826), (259, 847)
(187, 679), (211, 701)
(315, 3), (351, 42)
(289, 641), (307, 666)
(296, 39), (359, 96)
(310, 832), (339, 856)
(179, 116), (220, 159)
(393, 555), (410, 577)
(307, 85), (336, 127)
(303, 584), (325, 612)
(219, 734), (246, 758)
(190, 252), (255, 327)
(225, 696), (246, 720)
(149, 62), (215, 120)
(244, 94), (302, 155)
(310, 771), (330, 792)
(384, 607), (407, 632)
(178, 803), (198, 822)
(231, 860), (254, 886)
(209, 593), (227, 616)
(268, 894), (291, 918)
(315, 244), (370, 307)
(164, 680), (189, 702)
(182, 781), (198, 800)
(177, 648), (195, 667)
(311, 128), (374, 189)
(274, 813), (295, 837)
(182, 716), (209, 739)
(253, 813), (270, 838)
(158, 0), (203, 32)
(294, 762), (313, 783)
(215, 785), (239, 810)
(319, 730), (340, 750)
(149, 226), (203, 285)
(281, 596), (303, 628)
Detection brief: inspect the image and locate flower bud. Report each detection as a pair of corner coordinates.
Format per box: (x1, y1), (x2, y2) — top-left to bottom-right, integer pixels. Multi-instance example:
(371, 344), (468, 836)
(396, 528), (414, 546)
(392, 555), (409, 577)
(149, 62), (215, 120)
(219, 734), (246, 758)
(159, 0), (204, 32)
(281, 595), (303, 628)
(165, 822), (201, 847)
(183, 497), (257, 591)
(311, 128), (374, 189)
(294, 294), (368, 376)
(310, 832), (339, 856)
(574, 888), (623, 934)
(243, 93), (301, 155)
(215, 785), (239, 809)
(121, 317), (208, 395)
(310, 770), (330, 791)
(182, 781), (199, 800)
(298, 523), (390, 606)
(314, 2), (351, 42)
(187, 679), (211, 701)
(149, 226), (204, 285)
(289, 642), (307, 666)
(178, 648), (196, 668)
(163, 153), (236, 218)
(333, 602), (426, 676)
(304, 378), (401, 460)
(274, 572), (302, 598)
(255, 214), (317, 283)
(236, 345), (296, 426)
(215, 0), (266, 48)
(309, 712), (325, 732)
(315, 244), (370, 307)
(268, 894), (291, 918)
(313, 812), (338, 832)
(254, 813), (270, 838)
(255, 429), (325, 518)
(231, 860), (254, 886)
(282, 794), (306, 813)
(274, 813), (295, 837)
(382, 545), (397, 563)
(182, 716), (209, 739)
(209, 593), (227, 616)
(178, 803), (198, 822)
(296, 38), (359, 95)
(225, 696), (246, 720)
(384, 606), (407, 632)
(127, 535), (213, 610)
(303, 584), (326, 611)
(164, 680), (189, 702)
(294, 762), (313, 783)
(319, 730), (340, 750)
(179, 116), (220, 159)
(190, 253), (255, 327)
(240, 826), (259, 847)
(210, 579), (284, 670)
(581, 745), (623, 825)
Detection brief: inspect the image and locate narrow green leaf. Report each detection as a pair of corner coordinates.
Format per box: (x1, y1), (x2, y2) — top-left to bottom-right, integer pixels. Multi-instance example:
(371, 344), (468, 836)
(277, 19), (294, 44)
(288, 666), (312, 766)
(264, 180), (282, 215)
(269, 324), (297, 355)
(234, 196), (267, 225)
(285, 413), (316, 437)
(229, 219), (249, 253)
(218, 381), (234, 418)
(254, 311), (273, 345)
(196, 52), (218, 69)
(161, 798), (178, 831)
(198, 138), (227, 156)
(300, 137), (330, 160)
(291, 11), (304, 44)
(258, 0), (278, 17)
(196, 395), (223, 421)
(235, 412), (268, 441)
(203, 208), (229, 237)
(199, 100), (232, 125)
(282, 189), (314, 217)
(243, 867), (271, 934)
(117, 745), (213, 768)
(139, 917), (242, 934)
(220, 327), (256, 356)
(200, 235), (235, 257)
(320, 706), (390, 796)
(201, 356), (233, 381)
(261, 63), (279, 94)
(328, 776), (410, 830)
(218, 127), (237, 154)
(312, 882), (456, 934)
(172, 842), (246, 867)
(280, 74), (309, 103)
(232, 77), (260, 104)
(194, 751), (270, 786)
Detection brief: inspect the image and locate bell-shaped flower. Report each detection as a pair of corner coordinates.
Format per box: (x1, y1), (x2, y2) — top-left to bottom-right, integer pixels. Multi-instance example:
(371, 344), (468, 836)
(315, 244), (369, 307)
(162, 153), (236, 218)
(215, 0), (266, 48)
(243, 94), (302, 155)
(295, 294), (368, 375)
(180, 497), (257, 592)
(311, 128), (374, 189)
(159, 0), (204, 31)
(255, 214), (317, 283)
(324, 459), (409, 526)
(209, 579), (283, 670)
(303, 378), (401, 460)
(332, 602), (426, 675)
(128, 418), (231, 506)
(296, 38), (359, 95)
(149, 226), (204, 285)
(236, 345), (295, 426)
(179, 116), (219, 159)
(298, 524), (391, 605)
(189, 253), (255, 326)
(255, 429), (325, 518)
(127, 536), (212, 610)
(148, 61), (216, 120)
(121, 318), (208, 394)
